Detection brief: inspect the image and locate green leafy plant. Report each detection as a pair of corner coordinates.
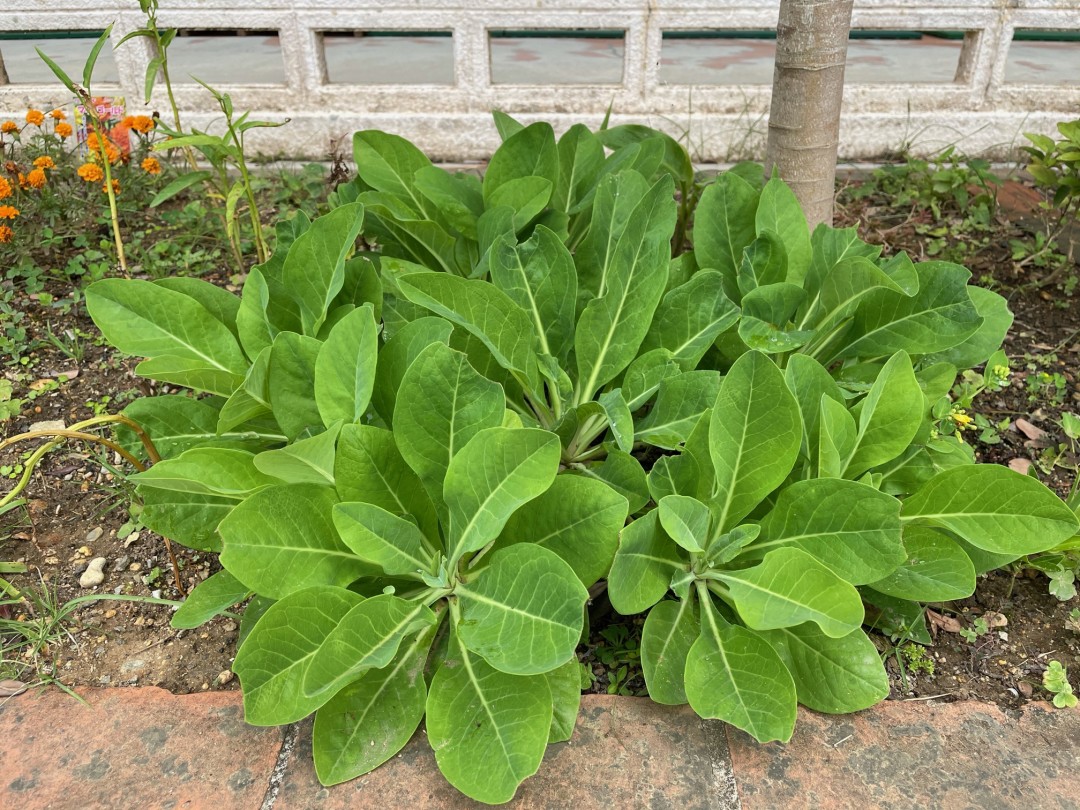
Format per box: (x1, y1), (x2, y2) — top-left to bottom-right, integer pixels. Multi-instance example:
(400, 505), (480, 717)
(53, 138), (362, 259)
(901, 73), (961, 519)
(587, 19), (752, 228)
(80, 116), (1080, 802)
(1022, 120), (1080, 288)
(1043, 660), (1077, 709)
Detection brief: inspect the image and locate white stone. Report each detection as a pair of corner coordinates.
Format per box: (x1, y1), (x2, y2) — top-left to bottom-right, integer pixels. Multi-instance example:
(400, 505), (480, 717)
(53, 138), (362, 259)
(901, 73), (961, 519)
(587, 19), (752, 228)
(79, 557), (107, 588)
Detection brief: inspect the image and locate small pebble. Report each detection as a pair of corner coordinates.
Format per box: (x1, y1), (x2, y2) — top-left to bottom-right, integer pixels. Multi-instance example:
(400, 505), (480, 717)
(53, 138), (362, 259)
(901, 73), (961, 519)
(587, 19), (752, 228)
(112, 555), (131, 573)
(77, 545), (92, 557)
(85, 527), (103, 543)
(216, 670), (235, 686)
(0, 679), (27, 698)
(151, 589), (162, 599)
(124, 531), (141, 548)
(79, 558), (107, 588)
(128, 562), (142, 572)
(222, 620), (238, 633)
(104, 609), (117, 619)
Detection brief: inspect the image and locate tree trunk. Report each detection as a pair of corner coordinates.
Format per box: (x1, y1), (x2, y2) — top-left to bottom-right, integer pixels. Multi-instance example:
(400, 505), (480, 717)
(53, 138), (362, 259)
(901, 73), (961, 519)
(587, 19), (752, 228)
(765, 0), (854, 229)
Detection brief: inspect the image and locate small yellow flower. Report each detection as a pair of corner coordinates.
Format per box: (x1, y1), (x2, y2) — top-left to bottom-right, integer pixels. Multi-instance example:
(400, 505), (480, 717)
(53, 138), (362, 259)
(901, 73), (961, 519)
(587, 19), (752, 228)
(950, 410), (974, 428)
(0, 225), (12, 243)
(0, 204), (19, 219)
(33, 156), (55, 170)
(0, 121), (17, 134)
(0, 177), (11, 200)
(55, 122), (73, 139)
(78, 163), (104, 183)
(26, 168), (47, 189)
(141, 157), (162, 175)
(50, 109), (66, 120)
(25, 109), (45, 126)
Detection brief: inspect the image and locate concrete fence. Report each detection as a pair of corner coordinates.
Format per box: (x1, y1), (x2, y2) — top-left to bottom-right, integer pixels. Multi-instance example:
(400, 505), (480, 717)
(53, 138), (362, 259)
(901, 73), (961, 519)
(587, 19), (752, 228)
(1, 0), (1079, 161)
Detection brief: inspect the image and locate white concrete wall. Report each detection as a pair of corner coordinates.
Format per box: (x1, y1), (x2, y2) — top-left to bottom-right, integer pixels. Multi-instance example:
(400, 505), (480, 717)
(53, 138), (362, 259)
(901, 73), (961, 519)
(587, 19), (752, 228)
(1, 1), (1078, 161)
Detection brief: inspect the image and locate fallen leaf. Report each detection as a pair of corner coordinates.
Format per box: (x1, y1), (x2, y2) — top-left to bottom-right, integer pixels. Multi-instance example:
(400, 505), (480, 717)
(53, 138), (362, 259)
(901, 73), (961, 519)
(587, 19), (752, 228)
(1014, 418), (1047, 441)
(927, 609), (963, 634)
(1008, 458), (1033, 475)
(28, 419), (65, 433)
(51, 369), (79, 380)
(982, 611), (1008, 628)
(0, 679), (27, 698)
(28, 379), (53, 391)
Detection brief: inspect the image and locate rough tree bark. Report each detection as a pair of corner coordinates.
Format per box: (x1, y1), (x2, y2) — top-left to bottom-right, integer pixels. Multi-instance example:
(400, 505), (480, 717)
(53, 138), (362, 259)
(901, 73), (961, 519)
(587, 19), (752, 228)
(765, 0), (854, 229)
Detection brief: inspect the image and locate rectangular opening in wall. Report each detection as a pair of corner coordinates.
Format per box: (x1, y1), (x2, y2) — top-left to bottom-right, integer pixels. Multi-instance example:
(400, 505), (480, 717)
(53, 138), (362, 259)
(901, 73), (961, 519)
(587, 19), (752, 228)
(489, 30), (624, 85)
(166, 30), (286, 85)
(321, 31), (454, 85)
(1006, 30), (1080, 85)
(660, 31), (775, 85)
(845, 31), (963, 84)
(0, 31), (119, 84)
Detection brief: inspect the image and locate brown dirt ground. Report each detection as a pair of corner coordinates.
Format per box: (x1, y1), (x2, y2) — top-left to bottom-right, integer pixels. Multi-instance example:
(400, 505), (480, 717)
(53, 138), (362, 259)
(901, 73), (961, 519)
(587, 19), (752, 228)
(1, 175), (1078, 709)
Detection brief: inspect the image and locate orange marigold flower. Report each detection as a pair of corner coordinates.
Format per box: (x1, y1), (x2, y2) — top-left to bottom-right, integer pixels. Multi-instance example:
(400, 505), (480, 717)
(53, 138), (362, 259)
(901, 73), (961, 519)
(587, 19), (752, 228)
(33, 156), (55, 170)
(50, 109), (66, 120)
(128, 115), (155, 134)
(0, 225), (12, 244)
(101, 179), (121, 195)
(0, 177), (11, 200)
(0, 204), (18, 219)
(18, 173), (29, 190)
(25, 109), (45, 126)
(104, 144), (122, 164)
(0, 121), (17, 134)
(55, 122), (73, 138)
(141, 157), (162, 175)
(78, 163), (104, 183)
(26, 168), (47, 189)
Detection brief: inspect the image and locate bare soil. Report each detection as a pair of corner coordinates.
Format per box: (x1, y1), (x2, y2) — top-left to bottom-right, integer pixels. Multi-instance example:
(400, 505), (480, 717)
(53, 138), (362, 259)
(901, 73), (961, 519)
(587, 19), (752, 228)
(1, 175), (1078, 708)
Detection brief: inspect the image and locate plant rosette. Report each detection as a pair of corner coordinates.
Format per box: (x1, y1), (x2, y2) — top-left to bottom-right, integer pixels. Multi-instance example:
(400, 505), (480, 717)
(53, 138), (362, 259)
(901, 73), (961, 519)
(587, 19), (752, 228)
(84, 116), (1079, 803)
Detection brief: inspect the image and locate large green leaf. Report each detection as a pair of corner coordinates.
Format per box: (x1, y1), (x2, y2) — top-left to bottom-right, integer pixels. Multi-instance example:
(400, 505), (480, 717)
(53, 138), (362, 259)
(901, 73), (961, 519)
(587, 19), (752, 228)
(714, 547), (864, 637)
(693, 172), (759, 300)
(634, 370), (723, 450)
(482, 122), (559, 201)
(800, 256), (906, 334)
(709, 351), (801, 532)
(154, 276), (240, 340)
(901, 465), (1079, 556)
(443, 427), (561, 563)
(332, 501), (435, 577)
(802, 224), (882, 298)
(268, 331), (323, 441)
(761, 624), (889, 714)
(394, 342), (504, 510)
(137, 486), (232, 552)
(685, 594), (797, 743)
(492, 474), (628, 586)
(413, 166), (483, 240)
(232, 585), (363, 725)
(924, 285), (1012, 368)
(253, 424), (340, 487)
(371, 316), (454, 426)
(818, 396), (858, 479)
(457, 544), (587, 675)
(397, 272), (539, 391)
(303, 595), (436, 698)
(335, 424), (440, 541)
(658, 495), (710, 553)
(544, 658), (583, 743)
(171, 569), (250, 629)
(132, 447), (280, 499)
(842, 351), (924, 477)
(282, 203), (365, 337)
(568, 448), (650, 514)
(574, 174), (677, 403)
(641, 271), (739, 370)
(219, 484), (372, 599)
(737, 230), (788, 296)
(869, 526), (976, 601)
(353, 130), (434, 216)
(312, 624), (435, 785)
(641, 597), (699, 705)
(607, 511), (685, 615)
(755, 175), (811, 284)
(426, 636), (552, 804)
(314, 304), (378, 426)
(783, 354), (846, 459)
(120, 395), (262, 459)
(86, 279), (246, 396)
(835, 261), (982, 360)
(622, 348), (681, 410)
(554, 123), (604, 213)
(752, 478), (904, 584)
(488, 225), (577, 362)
